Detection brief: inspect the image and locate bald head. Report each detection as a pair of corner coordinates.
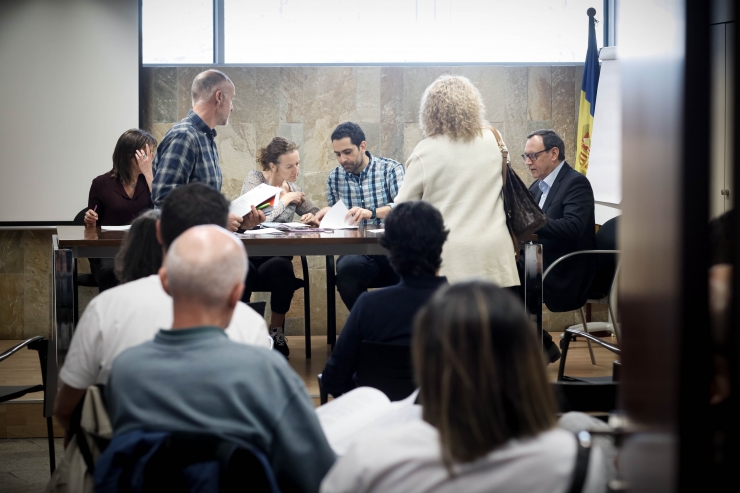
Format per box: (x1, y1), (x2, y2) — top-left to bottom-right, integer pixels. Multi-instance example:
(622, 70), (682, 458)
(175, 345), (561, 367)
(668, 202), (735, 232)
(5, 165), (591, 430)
(191, 70), (233, 106)
(164, 225), (247, 307)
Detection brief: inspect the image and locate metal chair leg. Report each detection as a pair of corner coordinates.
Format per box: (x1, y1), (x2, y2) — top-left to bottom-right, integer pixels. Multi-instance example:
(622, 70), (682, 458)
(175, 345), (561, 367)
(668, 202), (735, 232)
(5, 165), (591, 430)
(579, 306), (597, 365)
(300, 256), (311, 359)
(47, 417), (55, 474)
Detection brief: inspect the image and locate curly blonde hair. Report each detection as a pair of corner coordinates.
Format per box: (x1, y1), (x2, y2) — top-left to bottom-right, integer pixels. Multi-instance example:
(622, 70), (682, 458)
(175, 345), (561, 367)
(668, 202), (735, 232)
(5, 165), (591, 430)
(419, 75), (487, 142)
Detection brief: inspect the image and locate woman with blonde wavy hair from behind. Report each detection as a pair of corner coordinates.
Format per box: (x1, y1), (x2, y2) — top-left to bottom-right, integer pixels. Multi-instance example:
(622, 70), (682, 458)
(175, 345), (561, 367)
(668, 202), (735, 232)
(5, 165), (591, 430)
(395, 75), (519, 287)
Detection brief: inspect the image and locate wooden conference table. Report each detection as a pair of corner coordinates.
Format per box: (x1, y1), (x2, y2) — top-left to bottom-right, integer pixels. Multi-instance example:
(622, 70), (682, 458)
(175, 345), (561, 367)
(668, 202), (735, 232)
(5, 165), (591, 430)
(47, 225), (543, 416)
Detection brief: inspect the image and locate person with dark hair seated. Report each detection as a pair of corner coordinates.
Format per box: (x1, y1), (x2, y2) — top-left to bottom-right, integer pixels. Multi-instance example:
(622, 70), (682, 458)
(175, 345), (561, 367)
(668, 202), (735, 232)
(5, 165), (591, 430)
(320, 201), (449, 397)
(113, 209), (162, 284)
(321, 282), (606, 493)
(54, 184), (269, 434)
(84, 128), (158, 292)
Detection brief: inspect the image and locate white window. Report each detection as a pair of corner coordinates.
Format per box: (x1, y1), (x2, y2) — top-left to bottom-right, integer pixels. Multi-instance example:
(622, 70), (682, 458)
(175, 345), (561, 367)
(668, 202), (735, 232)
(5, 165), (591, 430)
(143, 0), (213, 64)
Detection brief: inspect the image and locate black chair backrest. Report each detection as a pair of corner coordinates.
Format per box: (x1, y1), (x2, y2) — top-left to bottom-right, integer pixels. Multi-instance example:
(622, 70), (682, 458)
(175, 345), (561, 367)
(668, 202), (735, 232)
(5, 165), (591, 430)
(357, 341), (415, 401)
(588, 216), (620, 299)
(551, 381), (618, 414)
(142, 432), (278, 493)
(73, 207), (88, 225)
(247, 301), (267, 317)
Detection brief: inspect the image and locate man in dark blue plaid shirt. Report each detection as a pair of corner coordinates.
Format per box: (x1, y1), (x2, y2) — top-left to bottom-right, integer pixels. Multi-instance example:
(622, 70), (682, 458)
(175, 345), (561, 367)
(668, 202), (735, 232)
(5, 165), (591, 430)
(314, 122), (405, 310)
(151, 70), (263, 232)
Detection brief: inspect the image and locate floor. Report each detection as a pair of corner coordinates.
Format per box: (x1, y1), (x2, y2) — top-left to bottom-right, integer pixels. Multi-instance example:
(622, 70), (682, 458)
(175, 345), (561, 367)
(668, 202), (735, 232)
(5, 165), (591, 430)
(0, 332), (618, 492)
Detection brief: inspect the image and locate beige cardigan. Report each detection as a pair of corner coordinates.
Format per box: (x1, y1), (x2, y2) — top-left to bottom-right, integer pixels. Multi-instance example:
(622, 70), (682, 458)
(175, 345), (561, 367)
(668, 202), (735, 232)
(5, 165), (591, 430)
(394, 129), (519, 286)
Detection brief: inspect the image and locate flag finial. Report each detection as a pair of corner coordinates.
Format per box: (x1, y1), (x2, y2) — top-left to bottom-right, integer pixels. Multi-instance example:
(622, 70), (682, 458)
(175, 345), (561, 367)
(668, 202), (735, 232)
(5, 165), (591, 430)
(587, 7), (596, 17)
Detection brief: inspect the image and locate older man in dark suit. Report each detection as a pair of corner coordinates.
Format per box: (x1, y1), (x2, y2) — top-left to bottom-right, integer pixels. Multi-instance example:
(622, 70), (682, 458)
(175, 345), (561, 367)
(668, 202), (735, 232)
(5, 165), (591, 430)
(522, 129), (596, 362)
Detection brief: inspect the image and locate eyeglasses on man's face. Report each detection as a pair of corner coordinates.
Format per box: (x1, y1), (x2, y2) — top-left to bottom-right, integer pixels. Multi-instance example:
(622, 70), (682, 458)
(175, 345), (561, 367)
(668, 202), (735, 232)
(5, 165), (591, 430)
(521, 148), (551, 162)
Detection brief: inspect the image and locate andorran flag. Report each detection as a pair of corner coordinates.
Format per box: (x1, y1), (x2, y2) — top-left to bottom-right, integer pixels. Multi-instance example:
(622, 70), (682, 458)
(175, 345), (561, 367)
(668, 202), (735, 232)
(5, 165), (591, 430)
(576, 10), (601, 175)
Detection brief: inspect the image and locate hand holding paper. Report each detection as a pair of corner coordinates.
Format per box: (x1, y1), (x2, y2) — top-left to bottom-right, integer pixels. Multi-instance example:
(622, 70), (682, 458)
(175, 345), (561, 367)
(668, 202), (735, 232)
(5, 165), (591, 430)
(319, 200), (359, 229)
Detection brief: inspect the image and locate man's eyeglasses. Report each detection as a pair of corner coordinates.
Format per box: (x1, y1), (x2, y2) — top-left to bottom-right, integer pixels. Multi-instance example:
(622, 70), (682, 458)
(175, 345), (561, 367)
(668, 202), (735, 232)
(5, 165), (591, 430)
(521, 148), (551, 162)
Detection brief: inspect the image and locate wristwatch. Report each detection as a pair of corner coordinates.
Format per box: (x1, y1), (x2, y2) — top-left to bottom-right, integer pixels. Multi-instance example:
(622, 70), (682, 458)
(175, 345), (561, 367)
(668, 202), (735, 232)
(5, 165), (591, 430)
(370, 207), (377, 219)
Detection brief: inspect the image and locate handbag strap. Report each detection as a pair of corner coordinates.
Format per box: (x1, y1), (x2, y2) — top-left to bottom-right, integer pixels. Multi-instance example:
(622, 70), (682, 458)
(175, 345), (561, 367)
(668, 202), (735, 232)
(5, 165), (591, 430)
(489, 127), (508, 187)
(567, 431), (592, 493)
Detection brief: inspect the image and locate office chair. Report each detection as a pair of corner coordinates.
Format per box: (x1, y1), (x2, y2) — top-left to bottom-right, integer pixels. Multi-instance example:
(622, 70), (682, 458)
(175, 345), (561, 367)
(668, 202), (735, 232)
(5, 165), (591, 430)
(553, 326), (622, 415)
(249, 256), (313, 358)
(0, 336), (56, 473)
(318, 341), (415, 404)
(72, 207), (99, 324)
(544, 216), (620, 364)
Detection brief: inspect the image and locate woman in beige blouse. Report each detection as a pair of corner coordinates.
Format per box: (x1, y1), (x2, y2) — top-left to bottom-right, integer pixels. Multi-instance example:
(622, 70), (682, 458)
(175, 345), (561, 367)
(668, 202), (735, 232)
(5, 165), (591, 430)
(240, 137), (320, 358)
(394, 75), (519, 287)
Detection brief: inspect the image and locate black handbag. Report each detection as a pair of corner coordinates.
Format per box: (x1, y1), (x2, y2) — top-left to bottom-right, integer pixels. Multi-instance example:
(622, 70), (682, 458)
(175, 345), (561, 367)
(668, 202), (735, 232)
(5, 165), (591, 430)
(490, 127), (548, 258)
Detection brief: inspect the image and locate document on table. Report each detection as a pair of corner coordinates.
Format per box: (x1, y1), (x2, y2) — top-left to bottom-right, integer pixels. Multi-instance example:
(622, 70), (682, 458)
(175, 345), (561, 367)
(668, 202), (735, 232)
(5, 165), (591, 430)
(262, 222), (310, 229)
(319, 200), (358, 229)
(229, 184), (281, 217)
(101, 225), (131, 231)
(236, 228), (284, 236)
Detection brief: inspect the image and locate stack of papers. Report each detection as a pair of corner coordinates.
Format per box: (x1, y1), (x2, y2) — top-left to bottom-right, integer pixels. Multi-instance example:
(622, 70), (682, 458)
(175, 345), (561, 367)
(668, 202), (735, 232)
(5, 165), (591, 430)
(101, 225), (131, 231)
(319, 200), (359, 230)
(230, 184), (282, 217)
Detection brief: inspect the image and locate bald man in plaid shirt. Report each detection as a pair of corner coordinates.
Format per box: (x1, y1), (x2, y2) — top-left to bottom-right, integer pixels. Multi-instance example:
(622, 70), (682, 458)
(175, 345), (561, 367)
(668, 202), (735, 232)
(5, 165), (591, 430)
(315, 122), (405, 310)
(152, 69), (263, 231)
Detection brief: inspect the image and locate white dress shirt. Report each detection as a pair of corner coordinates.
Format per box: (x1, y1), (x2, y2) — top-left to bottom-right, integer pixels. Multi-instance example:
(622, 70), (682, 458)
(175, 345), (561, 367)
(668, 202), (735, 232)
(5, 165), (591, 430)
(538, 160), (566, 208)
(60, 274), (270, 388)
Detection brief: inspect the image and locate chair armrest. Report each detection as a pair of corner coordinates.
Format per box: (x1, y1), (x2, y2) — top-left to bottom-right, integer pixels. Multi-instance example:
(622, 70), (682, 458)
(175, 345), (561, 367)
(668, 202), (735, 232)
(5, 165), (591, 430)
(543, 250), (620, 281)
(0, 336), (44, 364)
(565, 327), (621, 354)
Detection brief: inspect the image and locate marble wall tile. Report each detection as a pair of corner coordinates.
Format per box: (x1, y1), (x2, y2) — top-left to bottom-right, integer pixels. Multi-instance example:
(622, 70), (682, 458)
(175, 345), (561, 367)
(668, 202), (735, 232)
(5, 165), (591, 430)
(176, 67), (204, 120)
(380, 67), (404, 162)
(478, 66), (506, 123)
(303, 67), (358, 176)
(360, 122), (381, 157)
(527, 66), (552, 121)
(403, 123), (424, 163)
(253, 68), (282, 147)
(575, 65), (584, 118)
(503, 121), (533, 185)
(0, 274), (24, 338)
(302, 171), (331, 210)
(22, 231), (52, 338)
(280, 67), (304, 123)
(504, 66), (528, 124)
(216, 123), (257, 201)
(148, 67), (177, 124)
(277, 123), (306, 190)
(528, 121), (552, 134)
(356, 67), (381, 123)
(150, 123), (175, 147)
(0, 231), (24, 274)
(403, 66), (447, 123)
(552, 66), (577, 162)
(219, 67), (254, 125)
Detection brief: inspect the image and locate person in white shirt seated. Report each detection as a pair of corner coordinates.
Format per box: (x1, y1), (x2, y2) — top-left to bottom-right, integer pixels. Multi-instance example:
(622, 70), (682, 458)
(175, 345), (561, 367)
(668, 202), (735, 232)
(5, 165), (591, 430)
(320, 281), (606, 493)
(54, 183), (270, 434)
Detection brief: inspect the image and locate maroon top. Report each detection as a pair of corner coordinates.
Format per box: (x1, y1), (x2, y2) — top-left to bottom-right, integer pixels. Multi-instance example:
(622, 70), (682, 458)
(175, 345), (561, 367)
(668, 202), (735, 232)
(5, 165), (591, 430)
(87, 172), (153, 226)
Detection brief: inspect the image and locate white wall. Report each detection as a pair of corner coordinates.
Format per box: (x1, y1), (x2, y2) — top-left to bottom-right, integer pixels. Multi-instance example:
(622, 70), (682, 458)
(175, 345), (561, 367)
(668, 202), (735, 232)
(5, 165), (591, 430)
(0, 0), (138, 222)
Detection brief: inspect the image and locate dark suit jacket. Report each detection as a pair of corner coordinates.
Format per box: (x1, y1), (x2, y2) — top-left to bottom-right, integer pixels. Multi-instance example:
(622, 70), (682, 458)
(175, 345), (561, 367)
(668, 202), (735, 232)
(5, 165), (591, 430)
(530, 162), (596, 312)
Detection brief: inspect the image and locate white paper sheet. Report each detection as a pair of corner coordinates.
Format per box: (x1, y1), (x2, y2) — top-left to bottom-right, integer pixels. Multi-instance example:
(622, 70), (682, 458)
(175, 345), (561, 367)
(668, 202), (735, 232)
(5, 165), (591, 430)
(229, 183), (282, 217)
(101, 225), (131, 231)
(236, 228), (285, 236)
(319, 200), (359, 229)
(316, 388), (421, 455)
(367, 228), (384, 233)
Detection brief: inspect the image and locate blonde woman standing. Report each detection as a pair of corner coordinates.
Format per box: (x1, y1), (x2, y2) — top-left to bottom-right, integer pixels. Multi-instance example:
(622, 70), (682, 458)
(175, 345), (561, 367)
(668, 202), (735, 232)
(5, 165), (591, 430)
(394, 75), (519, 287)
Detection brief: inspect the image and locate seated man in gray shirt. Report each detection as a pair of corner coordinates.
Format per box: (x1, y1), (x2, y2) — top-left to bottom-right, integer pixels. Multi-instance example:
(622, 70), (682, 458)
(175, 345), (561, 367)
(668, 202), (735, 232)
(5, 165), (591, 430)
(105, 225), (335, 492)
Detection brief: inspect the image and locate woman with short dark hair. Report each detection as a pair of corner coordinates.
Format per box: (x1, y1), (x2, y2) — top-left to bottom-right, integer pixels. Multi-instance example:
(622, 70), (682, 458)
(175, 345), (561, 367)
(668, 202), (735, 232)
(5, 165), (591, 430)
(320, 201), (449, 397)
(84, 128), (158, 292)
(321, 282), (605, 493)
(114, 209), (162, 284)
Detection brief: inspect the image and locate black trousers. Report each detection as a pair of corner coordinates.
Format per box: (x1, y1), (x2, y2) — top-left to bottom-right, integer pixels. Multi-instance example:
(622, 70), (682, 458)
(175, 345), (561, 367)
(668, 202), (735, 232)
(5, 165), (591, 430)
(243, 256), (297, 315)
(89, 258), (119, 293)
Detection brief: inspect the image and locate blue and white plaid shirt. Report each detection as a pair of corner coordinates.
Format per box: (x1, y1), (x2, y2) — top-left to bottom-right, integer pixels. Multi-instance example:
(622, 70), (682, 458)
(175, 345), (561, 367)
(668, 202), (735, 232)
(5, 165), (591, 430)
(151, 110), (222, 207)
(326, 152), (405, 226)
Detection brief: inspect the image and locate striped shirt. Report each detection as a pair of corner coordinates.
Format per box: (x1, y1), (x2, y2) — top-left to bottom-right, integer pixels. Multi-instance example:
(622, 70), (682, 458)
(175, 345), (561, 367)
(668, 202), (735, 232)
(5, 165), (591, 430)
(326, 152), (405, 226)
(151, 110), (222, 207)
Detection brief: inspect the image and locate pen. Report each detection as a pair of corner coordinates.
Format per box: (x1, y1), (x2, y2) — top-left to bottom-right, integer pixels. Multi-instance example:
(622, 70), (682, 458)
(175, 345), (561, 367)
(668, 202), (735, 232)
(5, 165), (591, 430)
(257, 203), (270, 210)
(93, 205), (98, 212)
